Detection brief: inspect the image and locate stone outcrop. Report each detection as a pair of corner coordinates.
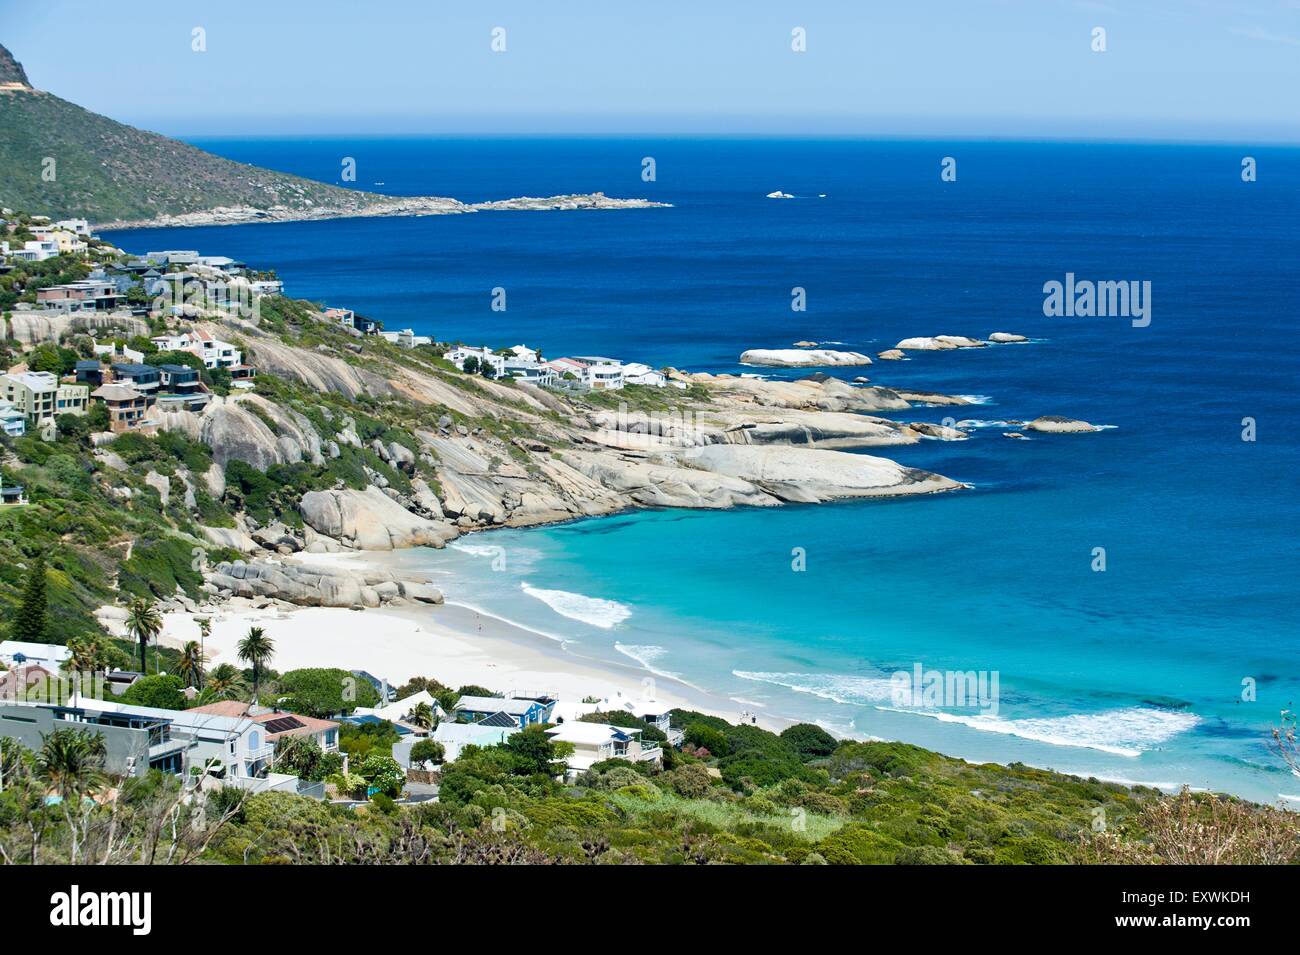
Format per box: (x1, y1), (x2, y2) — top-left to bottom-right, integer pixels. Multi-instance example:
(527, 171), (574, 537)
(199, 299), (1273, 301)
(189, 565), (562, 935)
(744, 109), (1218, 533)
(989, 332), (1029, 343)
(206, 558), (444, 609)
(1024, 415), (1101, 433)
(299, 486), (459, 550)
(895, 336), (986, 350)
(739, 348), (873, 367)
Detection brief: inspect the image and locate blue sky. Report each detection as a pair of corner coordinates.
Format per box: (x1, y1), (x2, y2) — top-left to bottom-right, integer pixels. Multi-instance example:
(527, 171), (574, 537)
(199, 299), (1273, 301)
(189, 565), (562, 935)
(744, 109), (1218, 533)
(3, 0), (1298, 140)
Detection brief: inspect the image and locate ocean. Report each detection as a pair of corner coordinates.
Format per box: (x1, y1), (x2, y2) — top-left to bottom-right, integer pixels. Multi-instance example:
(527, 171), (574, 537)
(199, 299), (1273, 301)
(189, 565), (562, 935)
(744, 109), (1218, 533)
(104, 136), (1300, 802)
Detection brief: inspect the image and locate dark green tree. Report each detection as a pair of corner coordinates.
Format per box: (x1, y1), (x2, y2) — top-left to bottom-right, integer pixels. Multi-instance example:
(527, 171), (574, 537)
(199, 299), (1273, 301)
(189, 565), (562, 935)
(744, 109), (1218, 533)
(11, 551), (48, 643)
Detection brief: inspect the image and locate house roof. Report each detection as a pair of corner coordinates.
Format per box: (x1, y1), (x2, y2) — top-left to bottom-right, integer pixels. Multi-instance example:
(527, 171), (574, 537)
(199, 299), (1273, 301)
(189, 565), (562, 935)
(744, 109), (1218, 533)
(456, 695), (542, 716)
(91, 384), (144, 402)
(545, 721), (639, 745)
(0, 640), (71, 663)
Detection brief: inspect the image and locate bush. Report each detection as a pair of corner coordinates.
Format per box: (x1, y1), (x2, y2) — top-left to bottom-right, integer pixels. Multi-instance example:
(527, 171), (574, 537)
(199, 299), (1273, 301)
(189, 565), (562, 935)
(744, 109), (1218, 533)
(780, 723), (838, 761)
(119, 674), (188, 710)
(683, 722), (729, 757)
(663, 763), (715, 799)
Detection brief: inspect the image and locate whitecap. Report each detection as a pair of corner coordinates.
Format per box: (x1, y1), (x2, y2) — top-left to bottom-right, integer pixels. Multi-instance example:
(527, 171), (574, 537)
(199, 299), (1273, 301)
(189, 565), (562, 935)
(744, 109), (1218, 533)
(882, 706), (1200, 758)
(732, 670), (896, 706)
(614, 643), (679, 678)
(520, 581), (632, 629)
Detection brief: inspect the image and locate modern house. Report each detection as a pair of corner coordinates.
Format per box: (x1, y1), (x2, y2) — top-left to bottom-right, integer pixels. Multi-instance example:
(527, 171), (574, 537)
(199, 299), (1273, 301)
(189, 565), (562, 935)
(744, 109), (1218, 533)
(571, 357), (626, 391)
(155, 364), (209, 411)
(454, 695), (556, 729)
(35, 280), (122, 312)
(544, 721), (663, 777)
(74, 360), (107, 387)
(425, 723), (514, 764)
(621, 362), (667, 388)
(110, 363), (161, 394)
(378, 328), (432, 349)
(151, 330), (244, 370)
(0, 700), (189, 776)
(91, 383), (156, 434)
(0, 372), (89, 423)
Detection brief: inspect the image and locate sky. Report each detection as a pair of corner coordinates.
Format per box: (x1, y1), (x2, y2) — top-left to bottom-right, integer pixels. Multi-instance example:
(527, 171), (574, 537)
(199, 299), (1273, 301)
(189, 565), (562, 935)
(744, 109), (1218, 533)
(2, 0), (1299, 141)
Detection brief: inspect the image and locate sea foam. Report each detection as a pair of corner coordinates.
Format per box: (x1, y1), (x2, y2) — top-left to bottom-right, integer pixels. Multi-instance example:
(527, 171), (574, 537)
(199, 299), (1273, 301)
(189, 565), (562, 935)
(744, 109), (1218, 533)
(732, 670), (897, 706)
(520, 582), (632, 629)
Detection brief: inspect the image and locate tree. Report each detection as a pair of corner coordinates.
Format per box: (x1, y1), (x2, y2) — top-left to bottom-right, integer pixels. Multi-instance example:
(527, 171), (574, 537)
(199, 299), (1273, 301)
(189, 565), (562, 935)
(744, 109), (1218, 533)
(409, 739), (445, 766)
(461, 355), (480, 375)
(409, 701), (435, 731)
(35, 729), (107, 801)
(120, 674), (189, 710)
(359, 754), (406, 798)
(236, 627), (274, 703)
(201, 663), (244, 702)
(11, 552), (48, 643)
(278, 667), (379, 718)
(504, 726), (573, 776)
(65, 632), (112, 675)
(780, 723), (838, 761)
(684, 722), (729, 757)
(124, 597), (162, 674)
(176, 640), (206, 689)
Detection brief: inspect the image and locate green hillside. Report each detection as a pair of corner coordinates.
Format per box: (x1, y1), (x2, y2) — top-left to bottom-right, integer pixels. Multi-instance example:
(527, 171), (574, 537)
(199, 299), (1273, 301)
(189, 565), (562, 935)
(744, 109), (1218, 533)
(0, 42), (380, 225)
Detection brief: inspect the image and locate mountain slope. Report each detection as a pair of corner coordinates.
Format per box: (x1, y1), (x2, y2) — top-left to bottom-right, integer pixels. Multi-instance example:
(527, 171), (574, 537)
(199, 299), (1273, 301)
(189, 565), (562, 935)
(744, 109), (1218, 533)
(0, 42), (384, 224)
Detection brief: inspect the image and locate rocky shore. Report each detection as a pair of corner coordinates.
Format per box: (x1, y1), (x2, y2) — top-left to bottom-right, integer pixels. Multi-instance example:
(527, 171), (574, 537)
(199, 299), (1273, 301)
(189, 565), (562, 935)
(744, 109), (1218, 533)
(93, 192), (670, 230)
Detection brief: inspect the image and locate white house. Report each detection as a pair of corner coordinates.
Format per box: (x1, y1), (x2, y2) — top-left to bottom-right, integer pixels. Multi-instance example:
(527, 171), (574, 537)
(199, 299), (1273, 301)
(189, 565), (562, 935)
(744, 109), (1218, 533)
(353, 689), (445, 727)
(428, 723), (513, 764)
(545, 721), (663, 777)
(572, 357), (625, 391)
(446, 345), (505, 375)
(0, 640), (72, 670)
(151, 330), (243, 370)
(379, 328), (433, 349)
(621, 362), (667, 387)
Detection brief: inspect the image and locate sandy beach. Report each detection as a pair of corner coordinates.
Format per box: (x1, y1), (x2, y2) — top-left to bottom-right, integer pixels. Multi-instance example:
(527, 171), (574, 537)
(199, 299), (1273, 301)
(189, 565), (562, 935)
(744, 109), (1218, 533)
(153, 550), (767, 726)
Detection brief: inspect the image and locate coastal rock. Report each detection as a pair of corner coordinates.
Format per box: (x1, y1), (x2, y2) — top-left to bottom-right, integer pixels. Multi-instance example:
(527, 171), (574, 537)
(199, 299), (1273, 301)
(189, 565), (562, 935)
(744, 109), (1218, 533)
(793, 340), (819, 347)
(299, 486), (460, 550)
(906, 422), (969, 441)
(207, 559), (409, 609)
(893, 391), (972, 406)
(1024, 415), (1101, 433)
(677, 445), (962, 503)
(204, 462), (226, 498)
(201, 525), (258, 553)
(739, 348), (872, 367)
(895, 336), (986, 350)
(144, 470), (170, 506)
(989, 332), (1029, 343)
(198, 401), (284, 471)
(689, 374), (912, 413)
(876, 349), (906, 361)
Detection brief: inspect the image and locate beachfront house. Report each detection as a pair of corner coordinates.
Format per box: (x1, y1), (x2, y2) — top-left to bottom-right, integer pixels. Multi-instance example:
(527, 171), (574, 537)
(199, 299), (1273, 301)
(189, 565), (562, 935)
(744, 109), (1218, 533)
(572, 357), (626, 391)
(151, 330), (244, 370)
(378, 328), (433, 349)
(621, 362), (668, 388)
(454, 695), (556, 729)
(544, 721), (663, 777)
(352, 689), (446, 729)
(425, 723), (514, 764)
(188, 701), (341, 756)
(324, 306), (377, 335)
(35, 280), (123, 312)
(446, 345), (504, 376)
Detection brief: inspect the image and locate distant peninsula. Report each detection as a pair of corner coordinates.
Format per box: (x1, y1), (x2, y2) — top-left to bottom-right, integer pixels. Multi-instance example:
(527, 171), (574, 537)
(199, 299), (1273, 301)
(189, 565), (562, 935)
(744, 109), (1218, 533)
(0, 42), (666, 229)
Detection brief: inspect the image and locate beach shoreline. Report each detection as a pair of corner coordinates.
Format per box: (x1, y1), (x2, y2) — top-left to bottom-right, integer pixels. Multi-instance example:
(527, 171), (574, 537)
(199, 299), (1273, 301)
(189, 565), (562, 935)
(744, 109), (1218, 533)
(155, 548), (777, 730)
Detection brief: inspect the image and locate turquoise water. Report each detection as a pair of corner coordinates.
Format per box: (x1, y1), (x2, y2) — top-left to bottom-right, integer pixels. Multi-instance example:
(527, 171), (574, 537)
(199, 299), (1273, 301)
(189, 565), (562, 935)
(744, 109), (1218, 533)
(106, 137), (1300, 801)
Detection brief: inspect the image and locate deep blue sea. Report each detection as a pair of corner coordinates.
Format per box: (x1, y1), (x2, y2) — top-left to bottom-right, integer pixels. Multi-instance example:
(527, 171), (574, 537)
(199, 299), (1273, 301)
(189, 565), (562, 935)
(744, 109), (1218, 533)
(105, 137), (1300, 801)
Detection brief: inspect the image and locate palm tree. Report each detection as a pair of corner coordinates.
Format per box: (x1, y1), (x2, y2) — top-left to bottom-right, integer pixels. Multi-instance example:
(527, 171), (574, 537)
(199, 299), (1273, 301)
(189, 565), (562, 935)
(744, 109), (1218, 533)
(236, 627), (275, 704)
(176, 640), (207, 690)
(203, 663), (244, 701)
(124, 597), (162, 675)
(35, 729), (108, 802)
(66, 633), (111, 676)
(409, 701), (435, 732)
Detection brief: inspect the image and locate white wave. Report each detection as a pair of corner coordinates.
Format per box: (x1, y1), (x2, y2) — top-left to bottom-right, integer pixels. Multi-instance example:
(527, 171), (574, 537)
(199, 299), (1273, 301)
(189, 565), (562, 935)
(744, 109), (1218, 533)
(443, 600), (571, 643)
(614, 643), (679, 678)
(449, 542), (505, 558)
(885, 706), (1200, 758)
(733, 670), (896, 706)
(954, 394), (994, 405)
(953, 418), (1015, 429)
(521, 581), (631, 629)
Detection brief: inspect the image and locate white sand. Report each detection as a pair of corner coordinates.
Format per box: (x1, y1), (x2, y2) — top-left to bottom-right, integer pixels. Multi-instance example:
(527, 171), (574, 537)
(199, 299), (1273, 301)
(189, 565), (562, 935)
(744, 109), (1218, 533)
(156, 598), (759, 725)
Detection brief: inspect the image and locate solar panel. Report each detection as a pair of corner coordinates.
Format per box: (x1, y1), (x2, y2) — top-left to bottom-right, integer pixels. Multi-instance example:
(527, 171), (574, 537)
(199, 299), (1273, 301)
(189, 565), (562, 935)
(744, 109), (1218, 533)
(262, 716), (305, 734)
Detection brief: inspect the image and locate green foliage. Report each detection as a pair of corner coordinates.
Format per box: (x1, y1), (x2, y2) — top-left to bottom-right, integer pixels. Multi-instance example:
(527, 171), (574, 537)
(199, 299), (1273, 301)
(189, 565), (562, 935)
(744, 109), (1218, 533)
(119, 537), (203, 600)
(359, 754), (405, 798)
(339, 719), (401, 763)
(119, 674), (189, 710)
(278, 667), (379, 718)
(409, 739), (445, 765)
(780, 723), (838, 761)
(9, 551), (48, 642)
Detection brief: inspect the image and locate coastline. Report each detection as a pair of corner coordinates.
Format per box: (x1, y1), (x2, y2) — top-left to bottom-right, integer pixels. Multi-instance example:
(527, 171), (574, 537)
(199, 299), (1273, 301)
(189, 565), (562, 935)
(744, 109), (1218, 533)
(157, 549), (773, 729)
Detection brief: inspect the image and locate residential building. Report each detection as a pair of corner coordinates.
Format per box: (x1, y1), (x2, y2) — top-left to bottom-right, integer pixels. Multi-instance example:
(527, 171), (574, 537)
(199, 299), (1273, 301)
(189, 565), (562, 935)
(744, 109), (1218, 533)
(151, 330), (243, 370)
(546, 357), (587, 384)
(248, 279), (284, 297)
(91, 383), (155, 433)
(0, 700), (189, 776)
(0, 398), (26, 436)
(53, 218), (91, 236)
(425, 723), (513, 764)
(0, 640), (72, 670)
(621, 362), (667, 387)
(36, 280), (123, 312)
(110, 363), (161, 394)
(5, 239), (59, 262)
(446, 345), (505, 376)
(544, 721), (663, 777)
(74, 360), (106, 387)
(572, 357), (626, 391)
(144, 250), (199, 267)
(378, 328), (432, 349)
(1, 372), (89, 423)
(353, 690), (446, 728)
(454, 695), (556, 729)
(31, 227), (87, 256)
(188, 701), (340, 756)
(155, 363), (209, 411)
